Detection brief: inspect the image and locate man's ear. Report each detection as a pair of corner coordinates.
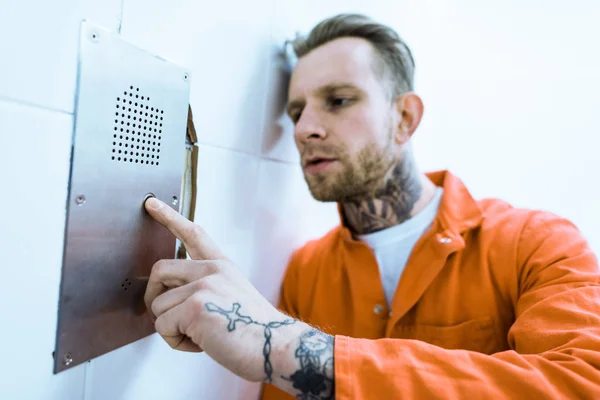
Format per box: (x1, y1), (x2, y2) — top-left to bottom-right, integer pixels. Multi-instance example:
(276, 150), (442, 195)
(394, 92), (424, 144)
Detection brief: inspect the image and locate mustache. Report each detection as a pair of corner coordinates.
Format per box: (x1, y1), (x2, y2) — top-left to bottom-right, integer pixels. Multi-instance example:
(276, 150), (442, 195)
(301, 144), (345, 159)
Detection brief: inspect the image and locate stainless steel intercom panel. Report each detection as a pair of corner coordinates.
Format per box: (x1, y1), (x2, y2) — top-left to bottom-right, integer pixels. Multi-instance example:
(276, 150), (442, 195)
(54, 20), (191, 373)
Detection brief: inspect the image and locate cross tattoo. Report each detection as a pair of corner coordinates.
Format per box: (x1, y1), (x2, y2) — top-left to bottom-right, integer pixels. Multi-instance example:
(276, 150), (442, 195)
(204, 301), (298, 384)
(205, 302), (253, 332)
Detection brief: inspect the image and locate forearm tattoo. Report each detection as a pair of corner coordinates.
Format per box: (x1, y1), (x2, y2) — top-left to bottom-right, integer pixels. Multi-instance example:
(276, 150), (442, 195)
(205, 302), (295, 383)
(206, 303), (335, 399)
(282, 329), (335, 400)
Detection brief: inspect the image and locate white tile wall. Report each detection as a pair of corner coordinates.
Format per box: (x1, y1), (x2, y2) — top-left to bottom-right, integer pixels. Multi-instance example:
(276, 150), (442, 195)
(86, 334), (239, 400)
(120, 0), (276, 156)
(249, 160), (339, 305)
(0, 0), (123, 113)
(405, 0), (600, 253)
(191, 145), (261, 275)
(0, 100), (85, 399)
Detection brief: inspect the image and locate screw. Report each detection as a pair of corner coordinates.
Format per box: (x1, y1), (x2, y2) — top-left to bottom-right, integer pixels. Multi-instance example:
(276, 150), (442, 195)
(183, 73), (189, 82)
(90, 30), (99, 43)
(75, 195), (86, 205)
(172, 196), (178, 206)
(63, 353), (73, 366)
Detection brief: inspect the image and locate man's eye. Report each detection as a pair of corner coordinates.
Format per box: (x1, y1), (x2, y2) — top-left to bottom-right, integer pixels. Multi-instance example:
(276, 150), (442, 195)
(328, 97), (352, 108)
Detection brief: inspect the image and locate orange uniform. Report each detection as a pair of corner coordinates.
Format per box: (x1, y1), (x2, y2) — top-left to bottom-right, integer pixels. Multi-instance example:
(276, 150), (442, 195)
(261, 170), (600, 399)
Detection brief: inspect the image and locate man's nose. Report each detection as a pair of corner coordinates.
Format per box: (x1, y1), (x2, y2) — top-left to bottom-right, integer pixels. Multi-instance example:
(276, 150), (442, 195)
(294, 107), (326, 143)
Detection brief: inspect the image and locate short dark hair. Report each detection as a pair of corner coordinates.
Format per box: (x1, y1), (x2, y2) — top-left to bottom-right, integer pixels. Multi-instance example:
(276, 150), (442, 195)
(291, 13), (416, 99)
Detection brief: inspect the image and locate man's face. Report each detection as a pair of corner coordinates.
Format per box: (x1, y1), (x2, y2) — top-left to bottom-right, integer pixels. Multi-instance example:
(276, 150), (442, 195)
(287, 37), (401, 202)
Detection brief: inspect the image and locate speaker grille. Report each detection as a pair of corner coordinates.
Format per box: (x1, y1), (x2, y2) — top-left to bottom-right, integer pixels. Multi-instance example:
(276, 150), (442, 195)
(112, 86), (164, 166)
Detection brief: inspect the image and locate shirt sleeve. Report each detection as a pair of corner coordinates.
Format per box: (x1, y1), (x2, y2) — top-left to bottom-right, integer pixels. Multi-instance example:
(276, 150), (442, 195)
(334, 212), (600, 399)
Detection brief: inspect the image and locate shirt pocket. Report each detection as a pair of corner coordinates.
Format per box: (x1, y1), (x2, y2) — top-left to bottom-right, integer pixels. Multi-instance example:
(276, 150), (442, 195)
(398, 316), (499, 354)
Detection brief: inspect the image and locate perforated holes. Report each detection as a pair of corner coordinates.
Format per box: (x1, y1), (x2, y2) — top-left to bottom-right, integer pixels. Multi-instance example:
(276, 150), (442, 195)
(113, 86), (164, 166)
(121, 278), (132, 291)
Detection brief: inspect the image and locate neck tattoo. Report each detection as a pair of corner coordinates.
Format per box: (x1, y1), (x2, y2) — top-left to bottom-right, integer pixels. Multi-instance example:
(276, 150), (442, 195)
(341, 153), (423, 235)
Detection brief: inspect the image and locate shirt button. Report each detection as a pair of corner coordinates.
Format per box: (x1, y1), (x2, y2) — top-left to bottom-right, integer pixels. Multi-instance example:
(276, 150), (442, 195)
(440, 237), (452, 244)
(374, 304), (384, 315)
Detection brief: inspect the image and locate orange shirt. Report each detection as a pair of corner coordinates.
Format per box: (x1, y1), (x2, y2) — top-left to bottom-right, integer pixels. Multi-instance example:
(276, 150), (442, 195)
(261, 170), (600, 399)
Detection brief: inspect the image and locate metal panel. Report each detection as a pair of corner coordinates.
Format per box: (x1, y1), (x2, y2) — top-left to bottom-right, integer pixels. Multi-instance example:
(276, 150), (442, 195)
(54, 20), (191, 373)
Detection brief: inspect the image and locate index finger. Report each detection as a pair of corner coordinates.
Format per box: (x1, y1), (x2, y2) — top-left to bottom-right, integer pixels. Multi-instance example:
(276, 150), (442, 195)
(144, 197), (225, 260)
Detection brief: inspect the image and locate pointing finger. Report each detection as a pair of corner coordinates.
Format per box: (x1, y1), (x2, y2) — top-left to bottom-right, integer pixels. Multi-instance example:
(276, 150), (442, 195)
(144, 197), (225, 260)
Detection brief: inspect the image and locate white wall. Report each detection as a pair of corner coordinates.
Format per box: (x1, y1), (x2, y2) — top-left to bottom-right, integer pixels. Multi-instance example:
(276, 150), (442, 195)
(403, 0), (600, 255)
(1, 1), (598, 399)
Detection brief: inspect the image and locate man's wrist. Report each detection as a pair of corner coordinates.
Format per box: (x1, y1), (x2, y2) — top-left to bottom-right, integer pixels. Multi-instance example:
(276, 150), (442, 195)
(271, 320), (336, 399)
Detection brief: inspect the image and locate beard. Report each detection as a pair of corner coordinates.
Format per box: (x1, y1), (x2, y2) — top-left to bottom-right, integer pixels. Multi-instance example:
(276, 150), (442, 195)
(302, 136), (398, 202)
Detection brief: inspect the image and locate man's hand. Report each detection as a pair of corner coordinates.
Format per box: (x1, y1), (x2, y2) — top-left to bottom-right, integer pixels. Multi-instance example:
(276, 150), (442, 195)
(143, 197), (335, 399)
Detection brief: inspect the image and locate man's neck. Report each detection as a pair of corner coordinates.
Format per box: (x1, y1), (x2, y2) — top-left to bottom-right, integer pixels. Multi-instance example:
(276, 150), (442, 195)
(341, 155), (436, 236)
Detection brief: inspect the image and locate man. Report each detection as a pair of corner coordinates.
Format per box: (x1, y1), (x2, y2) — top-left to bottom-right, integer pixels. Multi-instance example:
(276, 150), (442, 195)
(143, 13), (600, 399)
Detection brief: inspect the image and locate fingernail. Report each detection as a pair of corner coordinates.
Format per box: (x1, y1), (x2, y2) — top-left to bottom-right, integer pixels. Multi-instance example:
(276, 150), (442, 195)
(145, 197), (164, 211)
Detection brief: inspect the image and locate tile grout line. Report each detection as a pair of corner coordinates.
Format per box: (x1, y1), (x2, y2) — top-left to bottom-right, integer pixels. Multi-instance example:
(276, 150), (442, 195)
(0, 96), (73, 116)
(0, 101), (299, 166)
(196, 142), (299, 166)
(195, 142), (255, 157)
(260, 154), (299, 166)
(82, 360), (93, 400)
(117, 0), (125, 34)
(0, 92), (300, 167)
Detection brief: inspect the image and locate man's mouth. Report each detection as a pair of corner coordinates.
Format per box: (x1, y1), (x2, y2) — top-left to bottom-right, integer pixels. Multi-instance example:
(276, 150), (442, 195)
(304, 158), (338, 174)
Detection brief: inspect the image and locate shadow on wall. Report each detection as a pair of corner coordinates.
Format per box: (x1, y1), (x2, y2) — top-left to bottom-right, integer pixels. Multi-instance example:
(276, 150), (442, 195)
(261, 42), (294, 156)
(251, 41), (300, 306)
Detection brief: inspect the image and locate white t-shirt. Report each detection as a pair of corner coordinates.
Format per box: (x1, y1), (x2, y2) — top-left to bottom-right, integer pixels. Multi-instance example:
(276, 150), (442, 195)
(357, 187), (443, 307)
